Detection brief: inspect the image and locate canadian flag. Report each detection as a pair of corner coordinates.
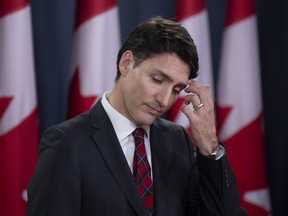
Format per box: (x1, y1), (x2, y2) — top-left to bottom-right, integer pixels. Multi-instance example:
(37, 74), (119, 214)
(216, 0), (271, 215)
(168, 0), (213, 130)
(0, 1), (39, 216)
(68, 0), (120, 118)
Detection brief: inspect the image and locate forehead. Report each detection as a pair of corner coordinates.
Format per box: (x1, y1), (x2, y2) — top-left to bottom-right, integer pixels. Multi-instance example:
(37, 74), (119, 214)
(140, 53), (190, 78)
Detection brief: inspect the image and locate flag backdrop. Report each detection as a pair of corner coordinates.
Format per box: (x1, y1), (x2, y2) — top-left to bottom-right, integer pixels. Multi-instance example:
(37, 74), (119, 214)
(1, 0), (287, 214)
(216, 0), (271, 215)
(0, 1), (39, 215)
(68, 0), (120, 118)
(168, 0), (213, 130)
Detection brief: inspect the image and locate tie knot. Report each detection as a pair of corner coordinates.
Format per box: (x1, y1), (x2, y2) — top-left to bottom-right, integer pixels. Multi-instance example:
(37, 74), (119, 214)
(132, 127), (145, 139)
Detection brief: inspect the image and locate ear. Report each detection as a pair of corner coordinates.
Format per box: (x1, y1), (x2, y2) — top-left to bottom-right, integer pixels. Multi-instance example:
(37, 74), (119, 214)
(119, 50), (134, 76)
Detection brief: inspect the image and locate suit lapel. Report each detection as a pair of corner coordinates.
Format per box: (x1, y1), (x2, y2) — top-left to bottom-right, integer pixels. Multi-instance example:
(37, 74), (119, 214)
(150, 120), (173, 216)
(89, 102), (146, 216)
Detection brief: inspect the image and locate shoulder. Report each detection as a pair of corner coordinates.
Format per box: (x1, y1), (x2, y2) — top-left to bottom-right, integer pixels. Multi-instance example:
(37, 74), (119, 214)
(153, 117), (185, 132)
(41, 111), (91, 141)
(46, 100), (106, 135)
(152, 117), (191, 141)
(38, 111), (95, 156)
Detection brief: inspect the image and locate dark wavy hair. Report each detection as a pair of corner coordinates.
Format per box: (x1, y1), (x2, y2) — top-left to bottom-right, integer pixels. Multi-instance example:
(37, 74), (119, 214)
(115, 16), (199, 81)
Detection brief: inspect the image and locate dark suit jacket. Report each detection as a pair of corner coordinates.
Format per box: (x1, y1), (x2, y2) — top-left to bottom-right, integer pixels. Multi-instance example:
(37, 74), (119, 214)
(27, 101), (240, 216)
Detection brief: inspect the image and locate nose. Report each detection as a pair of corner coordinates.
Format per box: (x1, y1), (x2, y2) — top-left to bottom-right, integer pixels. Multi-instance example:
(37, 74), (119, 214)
(156, 87), (172, 108)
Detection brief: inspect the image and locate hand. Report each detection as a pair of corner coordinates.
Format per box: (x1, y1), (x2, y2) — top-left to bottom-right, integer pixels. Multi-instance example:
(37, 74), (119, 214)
(181, 80), (218, 156)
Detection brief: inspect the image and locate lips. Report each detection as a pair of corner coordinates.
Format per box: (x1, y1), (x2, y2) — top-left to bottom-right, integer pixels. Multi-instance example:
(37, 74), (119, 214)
(147, 105), (162, 115)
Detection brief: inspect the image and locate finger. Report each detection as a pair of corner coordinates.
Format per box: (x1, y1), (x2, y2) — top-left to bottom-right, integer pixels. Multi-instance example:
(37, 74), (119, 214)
(185, 80), (212, 107)
(181, 104), (195, 119)
(185, 82), (208, 109)
(185, 80), (206, 98)
(184, 93), (201, 107)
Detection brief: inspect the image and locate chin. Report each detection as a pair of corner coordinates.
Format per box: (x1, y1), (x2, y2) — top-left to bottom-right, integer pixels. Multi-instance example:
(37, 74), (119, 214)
(134, 116), (156, 127)
(143, 116), (159, 126)
(133, 109), (160, 126)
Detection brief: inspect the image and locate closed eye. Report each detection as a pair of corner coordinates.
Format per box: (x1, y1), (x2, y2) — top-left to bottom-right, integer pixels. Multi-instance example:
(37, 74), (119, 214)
(152, 77), (163, 84)
(172, 88), (181, 95)
(173, 84), (187, 95)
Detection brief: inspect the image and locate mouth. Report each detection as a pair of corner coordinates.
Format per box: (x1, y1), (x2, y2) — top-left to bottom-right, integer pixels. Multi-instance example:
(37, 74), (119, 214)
(147, 105), (162, 116)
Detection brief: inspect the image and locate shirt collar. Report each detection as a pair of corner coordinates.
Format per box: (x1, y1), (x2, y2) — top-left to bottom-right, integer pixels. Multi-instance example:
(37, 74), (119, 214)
(101, 91), (150, 142)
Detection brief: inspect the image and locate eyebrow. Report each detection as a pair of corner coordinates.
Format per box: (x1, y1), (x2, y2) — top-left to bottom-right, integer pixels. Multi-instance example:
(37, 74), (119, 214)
(155, 70), (188, 89)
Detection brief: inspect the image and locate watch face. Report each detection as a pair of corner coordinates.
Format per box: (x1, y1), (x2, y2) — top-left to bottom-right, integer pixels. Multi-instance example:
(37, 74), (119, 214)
(214, 145), (225, 160)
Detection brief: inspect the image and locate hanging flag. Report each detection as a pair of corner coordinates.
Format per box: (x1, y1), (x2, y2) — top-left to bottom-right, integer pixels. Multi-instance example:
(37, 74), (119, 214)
(168, 0), (214, 131)
(68, 0), (120, 118)
(0, 1), (39, 216)
(216, 0), (271, 215)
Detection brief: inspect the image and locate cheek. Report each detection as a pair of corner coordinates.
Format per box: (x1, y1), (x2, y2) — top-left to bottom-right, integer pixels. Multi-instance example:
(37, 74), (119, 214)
(138, 79), (157, 97)
(127, 81), (150, 105)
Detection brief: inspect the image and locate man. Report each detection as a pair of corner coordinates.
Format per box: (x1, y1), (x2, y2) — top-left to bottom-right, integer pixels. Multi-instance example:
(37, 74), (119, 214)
(27, 16), (241, 215)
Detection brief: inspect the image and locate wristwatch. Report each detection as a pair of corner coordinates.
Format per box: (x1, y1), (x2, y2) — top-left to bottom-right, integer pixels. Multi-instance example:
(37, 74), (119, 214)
(211, 145), (225, 160)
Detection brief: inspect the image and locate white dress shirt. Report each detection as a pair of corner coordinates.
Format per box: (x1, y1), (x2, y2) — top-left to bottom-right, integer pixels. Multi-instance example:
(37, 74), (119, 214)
(101, 92), (153, 176)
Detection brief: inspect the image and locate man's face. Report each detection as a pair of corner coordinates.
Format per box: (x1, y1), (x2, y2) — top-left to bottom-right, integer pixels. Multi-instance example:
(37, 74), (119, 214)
(116, 52), (190, 127)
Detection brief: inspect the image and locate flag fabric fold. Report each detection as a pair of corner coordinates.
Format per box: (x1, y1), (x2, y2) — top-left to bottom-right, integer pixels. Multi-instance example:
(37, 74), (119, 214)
(0, 1), (39, 215)
(68, 0), (120, 118)
(216, 0), (271, 215)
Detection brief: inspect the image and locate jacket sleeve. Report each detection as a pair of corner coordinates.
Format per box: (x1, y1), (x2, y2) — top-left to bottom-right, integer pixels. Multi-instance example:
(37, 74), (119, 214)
(196, 151), (241, 215)
(26, 127), (81, 216)
(183, 128), (241, 216)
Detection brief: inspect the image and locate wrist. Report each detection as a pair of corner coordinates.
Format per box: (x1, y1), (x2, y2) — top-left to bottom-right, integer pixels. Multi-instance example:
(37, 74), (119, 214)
(210, 144), (225, 160)
(198, 143), (226, 160)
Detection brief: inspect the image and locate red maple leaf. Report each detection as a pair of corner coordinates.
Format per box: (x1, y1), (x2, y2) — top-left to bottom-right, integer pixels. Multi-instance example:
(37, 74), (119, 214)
(68, 68), (98, 119)
(0, 100), (38, 215)
(216, 104), (270, 216)
(215, 105), (233, 135)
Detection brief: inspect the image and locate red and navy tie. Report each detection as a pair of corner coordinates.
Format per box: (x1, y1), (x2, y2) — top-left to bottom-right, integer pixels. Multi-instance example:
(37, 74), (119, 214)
(132, 128), (155, 216)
